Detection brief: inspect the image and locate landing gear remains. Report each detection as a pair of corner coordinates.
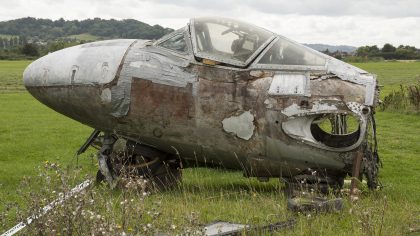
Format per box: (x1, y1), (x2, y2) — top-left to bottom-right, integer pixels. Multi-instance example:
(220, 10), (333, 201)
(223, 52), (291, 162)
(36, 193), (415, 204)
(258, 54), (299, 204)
(78, 130), (182, 190)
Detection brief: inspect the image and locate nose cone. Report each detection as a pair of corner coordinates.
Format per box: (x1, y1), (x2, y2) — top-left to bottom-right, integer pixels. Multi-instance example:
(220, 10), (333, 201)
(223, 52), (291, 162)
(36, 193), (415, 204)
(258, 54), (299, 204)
(23, 39), (136, 125)
(23, 39), (136, 89)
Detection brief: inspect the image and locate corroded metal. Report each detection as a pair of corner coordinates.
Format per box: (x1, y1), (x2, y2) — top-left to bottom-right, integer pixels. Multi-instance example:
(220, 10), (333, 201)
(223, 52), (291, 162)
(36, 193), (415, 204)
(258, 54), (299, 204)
(23, 17), (381, 187)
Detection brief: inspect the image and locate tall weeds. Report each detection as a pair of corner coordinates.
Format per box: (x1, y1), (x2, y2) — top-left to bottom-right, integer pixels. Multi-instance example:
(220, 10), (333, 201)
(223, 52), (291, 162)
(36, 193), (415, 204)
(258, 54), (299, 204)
(381, 79), (420, 113)
(2, 162), (203, 235)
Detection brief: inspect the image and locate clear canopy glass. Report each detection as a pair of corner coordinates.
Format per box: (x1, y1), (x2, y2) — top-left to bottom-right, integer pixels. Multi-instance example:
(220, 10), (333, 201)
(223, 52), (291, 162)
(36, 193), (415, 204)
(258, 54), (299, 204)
(158, 33), (188, 53)
(192, 17), (274, 64)
(258, 37), (326, 66)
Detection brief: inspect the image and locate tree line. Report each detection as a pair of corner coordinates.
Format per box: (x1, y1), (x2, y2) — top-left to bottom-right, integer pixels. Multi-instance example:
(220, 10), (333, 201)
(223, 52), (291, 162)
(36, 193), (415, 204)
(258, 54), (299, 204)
(0, 17), (174, 60)
(322, 43), (420, 62)
(0, 17), (173, 41)
(0, 34), (99, 60)
(353, 43), (420, 60)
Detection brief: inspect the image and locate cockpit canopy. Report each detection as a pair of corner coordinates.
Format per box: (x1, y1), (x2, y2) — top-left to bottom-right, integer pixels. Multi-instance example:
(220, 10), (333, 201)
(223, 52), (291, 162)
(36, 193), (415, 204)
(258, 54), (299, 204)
(158, 17), (328, 69)
(190, 17), (274, 66)
(257, 37), (326, 67)
(190, 17), (327, 68)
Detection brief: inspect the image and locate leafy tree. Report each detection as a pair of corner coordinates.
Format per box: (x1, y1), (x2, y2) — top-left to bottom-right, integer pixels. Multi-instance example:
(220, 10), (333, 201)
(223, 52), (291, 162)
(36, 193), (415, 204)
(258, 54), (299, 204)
(382, 43), (396, 53)
(21, 43), (39, 57)
(395, 46), (418, 59)
(381, 43), (397, 59)
(381, 43), (398, 60)
(356, 45), (380, 57)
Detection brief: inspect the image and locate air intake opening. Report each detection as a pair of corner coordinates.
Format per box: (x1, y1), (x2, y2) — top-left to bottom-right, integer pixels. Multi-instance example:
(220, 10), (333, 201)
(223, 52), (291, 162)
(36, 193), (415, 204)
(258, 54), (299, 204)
(310, 114), (360, 148)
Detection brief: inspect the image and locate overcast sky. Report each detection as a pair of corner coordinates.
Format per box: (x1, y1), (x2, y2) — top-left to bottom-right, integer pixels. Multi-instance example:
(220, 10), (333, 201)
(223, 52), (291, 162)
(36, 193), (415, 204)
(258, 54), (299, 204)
(1, 0), (420, 47)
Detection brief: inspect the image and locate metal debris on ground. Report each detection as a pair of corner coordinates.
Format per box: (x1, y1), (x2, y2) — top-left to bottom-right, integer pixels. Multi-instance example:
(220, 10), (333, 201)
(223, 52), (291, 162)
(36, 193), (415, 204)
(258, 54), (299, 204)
(204, 219), (296, 236)
(287, 197), (343, 213)
(0, 180), (92, 236)
(204, 222), (249, 236)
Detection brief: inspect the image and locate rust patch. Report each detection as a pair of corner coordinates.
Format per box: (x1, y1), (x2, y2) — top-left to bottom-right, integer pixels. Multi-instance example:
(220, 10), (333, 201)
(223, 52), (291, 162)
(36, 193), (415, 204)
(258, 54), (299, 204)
(129, 78), (194, 125)
(197, 78), (240, 117)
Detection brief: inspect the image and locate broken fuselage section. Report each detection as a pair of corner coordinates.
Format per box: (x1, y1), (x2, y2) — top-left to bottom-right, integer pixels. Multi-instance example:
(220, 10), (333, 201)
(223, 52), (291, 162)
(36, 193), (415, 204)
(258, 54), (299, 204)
(23, 17), (380, 189)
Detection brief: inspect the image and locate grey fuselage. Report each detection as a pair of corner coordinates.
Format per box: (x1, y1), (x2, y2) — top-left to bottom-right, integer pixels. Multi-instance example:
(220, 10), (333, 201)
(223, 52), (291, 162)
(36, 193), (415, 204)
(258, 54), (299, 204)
(23, 31), (378, 179)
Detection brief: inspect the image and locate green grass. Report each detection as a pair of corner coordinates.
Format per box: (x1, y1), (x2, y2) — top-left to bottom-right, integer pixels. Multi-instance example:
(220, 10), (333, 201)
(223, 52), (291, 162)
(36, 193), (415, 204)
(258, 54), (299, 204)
(352, 61), (420, 97)
(0, 93), (95, 213)
(0, 61), (419, 235)
(0, 60), (32, 92)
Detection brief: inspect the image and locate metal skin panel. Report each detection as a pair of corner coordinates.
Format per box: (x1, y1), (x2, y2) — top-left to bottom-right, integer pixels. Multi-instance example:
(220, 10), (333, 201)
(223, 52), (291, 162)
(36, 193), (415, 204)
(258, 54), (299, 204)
(23, 39), (137, 87)
(23, 17), (380, 180)
(268, 73), (311, 96)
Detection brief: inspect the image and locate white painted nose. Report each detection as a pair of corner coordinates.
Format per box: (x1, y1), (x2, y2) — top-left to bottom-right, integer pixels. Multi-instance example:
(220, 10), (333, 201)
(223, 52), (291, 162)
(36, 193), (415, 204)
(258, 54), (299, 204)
(23, 39), (135, 89)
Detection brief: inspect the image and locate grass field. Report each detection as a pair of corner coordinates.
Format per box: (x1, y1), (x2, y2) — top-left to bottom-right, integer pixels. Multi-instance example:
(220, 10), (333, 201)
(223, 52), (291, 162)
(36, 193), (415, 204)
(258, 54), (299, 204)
(0, 60), (31, 92)
(352, 61), (420, 97)
(0, 60), (419, 235)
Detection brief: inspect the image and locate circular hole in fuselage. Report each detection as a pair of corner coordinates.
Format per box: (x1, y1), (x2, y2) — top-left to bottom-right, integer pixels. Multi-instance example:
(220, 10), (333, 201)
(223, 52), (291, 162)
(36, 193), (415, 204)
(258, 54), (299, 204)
(311, 114), (361, 148)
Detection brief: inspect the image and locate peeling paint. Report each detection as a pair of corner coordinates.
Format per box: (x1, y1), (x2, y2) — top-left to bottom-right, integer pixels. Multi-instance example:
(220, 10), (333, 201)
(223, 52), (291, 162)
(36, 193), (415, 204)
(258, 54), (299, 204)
(100, 88), (111, 104)
(222, 111), (255, 140)
(264, 99), (274, 109)
(110, 39), (197, 118)
(129, 61), (159, 69)
(282, 102), (338, 116)
(325, 58), (377, 106)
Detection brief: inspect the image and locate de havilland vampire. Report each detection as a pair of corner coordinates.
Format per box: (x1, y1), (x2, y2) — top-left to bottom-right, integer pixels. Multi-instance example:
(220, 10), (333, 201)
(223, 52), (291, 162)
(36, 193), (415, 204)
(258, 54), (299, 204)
(23, 17), (381, 193)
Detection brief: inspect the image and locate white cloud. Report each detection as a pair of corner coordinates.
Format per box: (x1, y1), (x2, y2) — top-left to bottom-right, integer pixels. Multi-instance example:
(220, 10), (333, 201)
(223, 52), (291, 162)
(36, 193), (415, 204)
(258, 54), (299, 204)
(138, 0), (420, 18)
(0, 0), (419, 47)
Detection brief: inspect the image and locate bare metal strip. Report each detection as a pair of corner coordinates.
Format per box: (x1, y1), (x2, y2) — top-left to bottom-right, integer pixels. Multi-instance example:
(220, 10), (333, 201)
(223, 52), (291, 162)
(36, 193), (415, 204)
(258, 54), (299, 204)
(1, 179), (92, 236)
(1, 180), (91, 236)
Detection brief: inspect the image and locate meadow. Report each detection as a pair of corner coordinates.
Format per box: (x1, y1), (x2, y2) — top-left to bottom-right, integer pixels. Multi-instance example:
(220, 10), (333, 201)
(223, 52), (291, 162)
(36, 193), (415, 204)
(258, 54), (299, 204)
(0, 60), (419, 235)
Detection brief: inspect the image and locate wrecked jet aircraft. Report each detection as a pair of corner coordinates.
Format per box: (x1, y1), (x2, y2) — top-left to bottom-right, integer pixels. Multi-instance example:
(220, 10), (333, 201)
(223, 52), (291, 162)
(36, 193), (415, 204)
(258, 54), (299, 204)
(23, 17), (380, 193)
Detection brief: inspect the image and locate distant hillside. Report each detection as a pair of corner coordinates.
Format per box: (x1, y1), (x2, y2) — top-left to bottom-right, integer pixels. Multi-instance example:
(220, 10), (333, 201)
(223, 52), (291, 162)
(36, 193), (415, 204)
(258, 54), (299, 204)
(3, 17), (417, 61)
(0, 17), (174, 41)
(304, 43), (357, 53)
